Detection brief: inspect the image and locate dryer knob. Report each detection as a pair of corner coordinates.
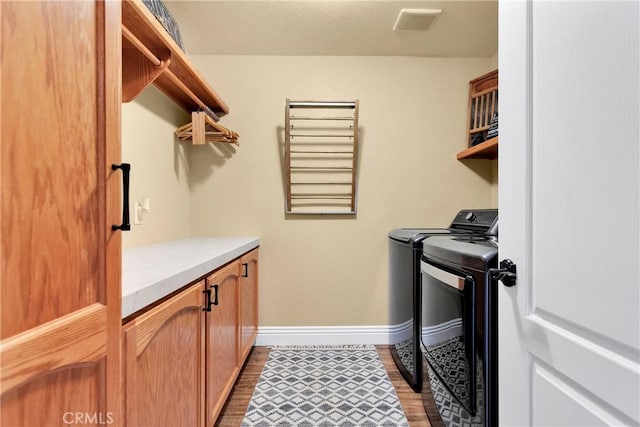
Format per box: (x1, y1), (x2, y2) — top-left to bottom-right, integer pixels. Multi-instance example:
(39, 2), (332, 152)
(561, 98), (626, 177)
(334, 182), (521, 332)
(465, 212), (476, 222)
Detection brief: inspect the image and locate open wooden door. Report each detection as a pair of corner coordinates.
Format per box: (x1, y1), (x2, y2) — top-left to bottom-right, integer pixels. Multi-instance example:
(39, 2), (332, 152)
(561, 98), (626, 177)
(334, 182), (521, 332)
(1, 1), (122, 425)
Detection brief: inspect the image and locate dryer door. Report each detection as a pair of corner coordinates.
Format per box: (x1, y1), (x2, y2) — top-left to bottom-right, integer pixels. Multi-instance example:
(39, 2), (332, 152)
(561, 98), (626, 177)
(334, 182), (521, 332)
(421, 260), (477, 416)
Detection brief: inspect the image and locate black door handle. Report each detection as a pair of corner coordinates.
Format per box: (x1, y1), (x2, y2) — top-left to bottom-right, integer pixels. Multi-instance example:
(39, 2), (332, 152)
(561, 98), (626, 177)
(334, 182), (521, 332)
(112, 163), (131, 231)
(203, 285), (220, 311)
(489, 259), (517, 287)
(242, 263), (248, 278)
(211, 284), (219, 306)
(203, 289), (212, 312)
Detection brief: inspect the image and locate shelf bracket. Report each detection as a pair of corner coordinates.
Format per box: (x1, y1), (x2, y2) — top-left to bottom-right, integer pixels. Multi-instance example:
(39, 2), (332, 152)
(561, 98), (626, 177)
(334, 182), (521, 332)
(122, 32), (171, 102)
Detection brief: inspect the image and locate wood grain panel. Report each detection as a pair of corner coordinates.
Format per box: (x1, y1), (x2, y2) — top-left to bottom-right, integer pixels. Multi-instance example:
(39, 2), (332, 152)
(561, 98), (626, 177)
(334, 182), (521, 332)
(122, 38), (170, 102)
(1, 0), (122, 423)
(124, 282), (204, 427)
(206, 261), (240, 425)
(1, 364), (102, 427)
(102, 0), (123, 421)
(129, 281), (204, 357)
(0, 304), (106, 394)
(1, 0), (100, 338)
(239, 249), (259, 364)
(456, 136), (498, 160)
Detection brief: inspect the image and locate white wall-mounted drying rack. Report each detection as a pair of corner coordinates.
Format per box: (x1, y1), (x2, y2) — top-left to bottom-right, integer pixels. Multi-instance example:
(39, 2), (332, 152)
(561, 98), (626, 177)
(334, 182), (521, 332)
(284, 100), (360, 215)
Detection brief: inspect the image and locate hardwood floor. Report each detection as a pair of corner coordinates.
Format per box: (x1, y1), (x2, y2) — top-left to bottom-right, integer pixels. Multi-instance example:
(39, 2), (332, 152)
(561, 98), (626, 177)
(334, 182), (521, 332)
(376, 345), (431, 427)
(215, 347), (270, 426)
(215, 345), (431, 427)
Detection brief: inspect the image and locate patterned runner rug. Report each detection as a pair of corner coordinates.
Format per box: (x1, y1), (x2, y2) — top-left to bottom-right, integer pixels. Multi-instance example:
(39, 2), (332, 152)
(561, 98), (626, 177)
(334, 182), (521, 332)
(242, 345), (410, 427)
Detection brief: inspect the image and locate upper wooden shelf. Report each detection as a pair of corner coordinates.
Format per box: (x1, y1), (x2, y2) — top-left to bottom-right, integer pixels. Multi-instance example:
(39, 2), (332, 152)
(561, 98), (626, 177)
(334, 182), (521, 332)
(458, 69), (498, 161)
(121, 0), (229, 117)
(456, 136), (498, 160)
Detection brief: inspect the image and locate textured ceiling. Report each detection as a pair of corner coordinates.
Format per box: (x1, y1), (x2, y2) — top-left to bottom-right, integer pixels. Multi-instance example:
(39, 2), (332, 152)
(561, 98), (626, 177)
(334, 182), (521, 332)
(165, 0), (498, 57)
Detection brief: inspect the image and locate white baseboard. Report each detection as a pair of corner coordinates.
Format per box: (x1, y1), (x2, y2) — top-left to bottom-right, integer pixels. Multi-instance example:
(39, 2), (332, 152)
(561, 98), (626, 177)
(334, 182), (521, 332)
(255, 319), (413, 346)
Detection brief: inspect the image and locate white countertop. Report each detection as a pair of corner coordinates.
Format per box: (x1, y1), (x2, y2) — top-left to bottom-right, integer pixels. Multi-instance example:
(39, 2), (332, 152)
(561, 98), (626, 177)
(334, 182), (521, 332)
(122, 237), (260, 318)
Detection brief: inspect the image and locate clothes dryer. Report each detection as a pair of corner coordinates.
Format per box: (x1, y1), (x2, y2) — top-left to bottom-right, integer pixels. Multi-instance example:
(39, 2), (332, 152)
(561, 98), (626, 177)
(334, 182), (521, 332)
(388, 209), (497, 392)
(420, 235), (499, 426)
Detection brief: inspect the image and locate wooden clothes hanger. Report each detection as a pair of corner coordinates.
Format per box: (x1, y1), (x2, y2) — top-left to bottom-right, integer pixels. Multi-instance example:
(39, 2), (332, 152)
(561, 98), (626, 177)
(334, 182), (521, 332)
(175, 111), (239, 145)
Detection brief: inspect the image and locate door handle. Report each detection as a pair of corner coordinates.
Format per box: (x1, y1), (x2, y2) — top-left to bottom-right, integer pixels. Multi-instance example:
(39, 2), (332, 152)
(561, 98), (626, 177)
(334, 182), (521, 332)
(202, 289), (212, 312)
(211, 284), (219, 306)
(111, 163), (131, 231)
(203, 285), (220, 311)
(242, 263), (248, 278)
(422, 261), (467, 290)
(489, 259), (517, 287)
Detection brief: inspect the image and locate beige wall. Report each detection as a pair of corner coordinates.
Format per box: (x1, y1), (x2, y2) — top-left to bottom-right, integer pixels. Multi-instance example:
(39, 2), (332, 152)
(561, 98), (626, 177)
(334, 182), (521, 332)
(121, 86), (191, 248)
(188, 55), (495, 326)
(490, 160), (498, 207)
(490, 52), (498, 69)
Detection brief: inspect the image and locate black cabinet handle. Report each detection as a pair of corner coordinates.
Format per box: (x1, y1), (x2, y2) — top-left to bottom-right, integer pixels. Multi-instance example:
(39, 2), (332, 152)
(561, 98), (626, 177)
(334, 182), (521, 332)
(203, 285), (220, 311)
(242, 263), (248, 278)
(111, 163), (131, 231)
(211, 284), (219, 306)
(489, 259), (517, 287)
(202, 289), (212, 312)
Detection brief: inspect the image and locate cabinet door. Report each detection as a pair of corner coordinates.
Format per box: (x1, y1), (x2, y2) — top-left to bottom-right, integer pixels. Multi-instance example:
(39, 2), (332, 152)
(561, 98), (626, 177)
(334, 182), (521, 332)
(205, 261), (240, 425)
(124, 282), (205, 427)
(239, 248), (259, 364)
(1, 1), (121, 425)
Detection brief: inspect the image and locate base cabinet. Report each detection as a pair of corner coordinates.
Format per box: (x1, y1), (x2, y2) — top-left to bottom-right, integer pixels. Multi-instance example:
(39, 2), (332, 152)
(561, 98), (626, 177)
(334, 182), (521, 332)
(122, 248), (258, 427)
(123, 281), (205, 427)
(239, 248), (259, 363)
(205, 261), (241, 424)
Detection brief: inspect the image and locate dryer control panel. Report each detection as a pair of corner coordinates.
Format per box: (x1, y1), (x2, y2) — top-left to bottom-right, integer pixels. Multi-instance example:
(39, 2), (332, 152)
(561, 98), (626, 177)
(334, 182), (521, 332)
(450, 209), (498, 234)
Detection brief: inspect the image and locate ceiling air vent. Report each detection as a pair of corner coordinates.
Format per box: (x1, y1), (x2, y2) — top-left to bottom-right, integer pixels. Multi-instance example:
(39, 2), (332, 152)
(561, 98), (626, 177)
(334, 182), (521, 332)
(393, 8), (442, 31)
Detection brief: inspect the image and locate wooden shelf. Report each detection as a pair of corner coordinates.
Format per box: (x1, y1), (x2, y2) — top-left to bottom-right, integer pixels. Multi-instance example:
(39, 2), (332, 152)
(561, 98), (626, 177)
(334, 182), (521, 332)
(458, 69), (498, 161)
(121, 0), (229, 116)
(456, 137), (498, 160)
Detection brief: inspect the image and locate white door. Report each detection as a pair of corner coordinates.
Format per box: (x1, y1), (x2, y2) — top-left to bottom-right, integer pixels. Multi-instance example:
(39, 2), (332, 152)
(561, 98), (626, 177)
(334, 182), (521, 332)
(499, 1), (639, 426)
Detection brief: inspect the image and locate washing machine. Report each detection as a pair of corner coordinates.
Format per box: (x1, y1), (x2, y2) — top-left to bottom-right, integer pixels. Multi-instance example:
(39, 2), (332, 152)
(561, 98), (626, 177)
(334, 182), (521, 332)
(388, 209), (498, 392)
